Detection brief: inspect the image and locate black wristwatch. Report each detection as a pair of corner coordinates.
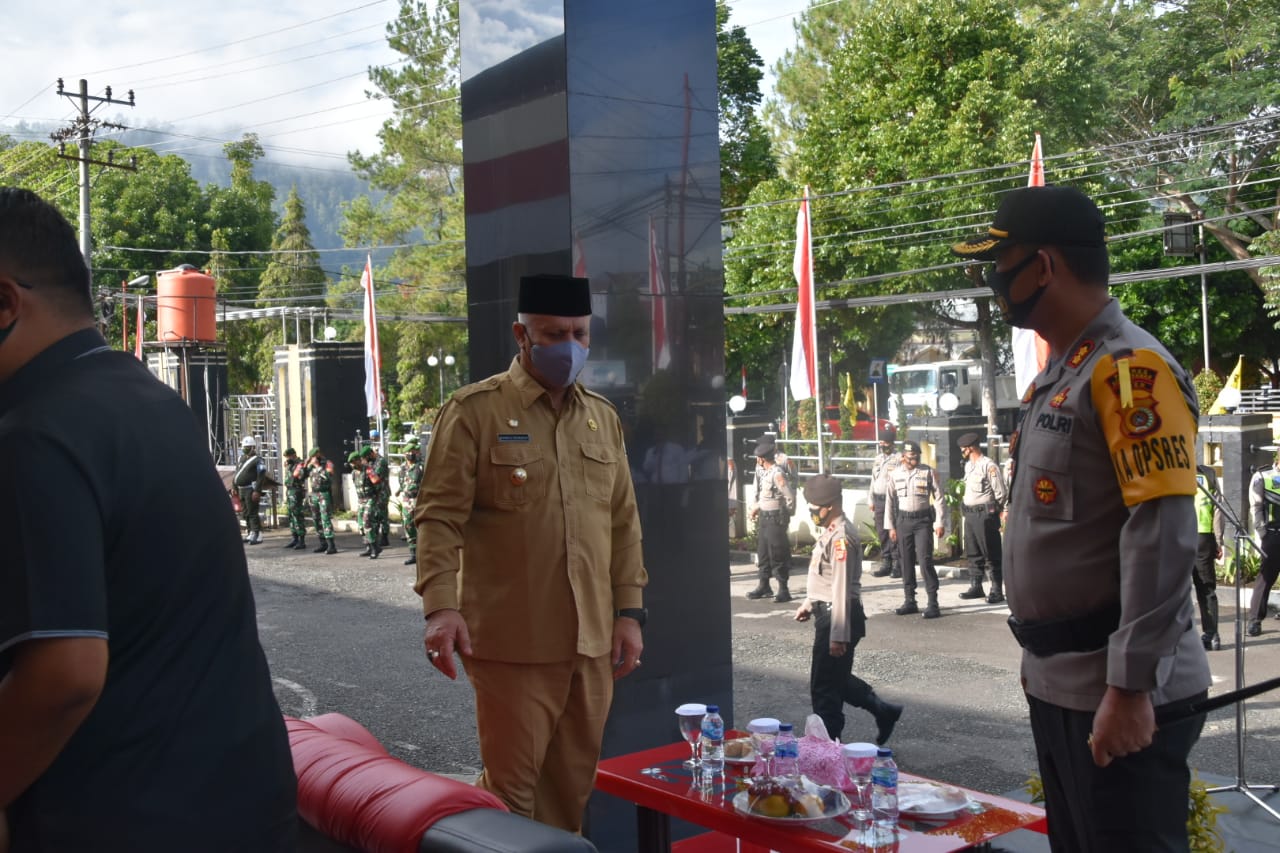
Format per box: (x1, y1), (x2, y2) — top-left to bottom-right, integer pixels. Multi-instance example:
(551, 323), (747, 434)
(616, 607), (647, 628)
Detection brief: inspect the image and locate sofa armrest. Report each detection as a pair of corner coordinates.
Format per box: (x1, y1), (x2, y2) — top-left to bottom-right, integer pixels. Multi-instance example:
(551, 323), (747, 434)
(421, 810), (599, 853)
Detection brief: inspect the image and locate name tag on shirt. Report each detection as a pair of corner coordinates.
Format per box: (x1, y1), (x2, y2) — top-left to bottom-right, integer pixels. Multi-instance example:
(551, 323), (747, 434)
(499, 434), (530, 442)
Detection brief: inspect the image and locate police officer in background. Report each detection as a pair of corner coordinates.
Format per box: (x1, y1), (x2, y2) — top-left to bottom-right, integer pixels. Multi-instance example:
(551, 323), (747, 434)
(748, 437), (796, 603)
(399, 436), (425, 565)
(794, 474), (904, 744)
(234, 435), (267, 545)
(1193, 464), (1225, 649)
(868, 437), (902, 579)
(307, 448), (338, 554)
(951, 185), (1209, 850)
(1247, 450), (1280, 637)
(281, 448), (309, 550)
(956, 432), (1008, 604)
(884, 440), (945, 618)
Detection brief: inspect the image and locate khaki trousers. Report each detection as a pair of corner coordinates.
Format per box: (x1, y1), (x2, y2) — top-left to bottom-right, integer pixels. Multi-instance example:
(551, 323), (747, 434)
(467, 653), (613, 833)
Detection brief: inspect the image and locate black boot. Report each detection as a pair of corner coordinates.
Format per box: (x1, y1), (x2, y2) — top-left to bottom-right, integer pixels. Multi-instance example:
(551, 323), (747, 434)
(774, 583), (792, 603)
(379, 533), (391, 547)
(871, 564), (893, 578)
(293, 536), (307, 551)
(746, 580), (773, 600)
(404, 552), (416, 566)
(986, 578), (1005, 605)
(314, 539), (329, 553)
(895, 600), (918, 616)
(325, 537), (337, 555)
(359, 543), (373, 557)
(870, 695), (904, 746)
(370, 543), (382, 560)
(923, 595), (941, 619)
(282, 535), (299, 548)
(958, 575), (986, 600)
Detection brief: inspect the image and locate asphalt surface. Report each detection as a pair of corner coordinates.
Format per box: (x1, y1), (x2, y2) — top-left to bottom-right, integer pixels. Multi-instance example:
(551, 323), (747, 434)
(249, 528), (1280, 842)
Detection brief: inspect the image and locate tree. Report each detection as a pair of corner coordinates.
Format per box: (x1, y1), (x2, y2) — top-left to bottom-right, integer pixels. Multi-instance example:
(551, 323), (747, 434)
(344, 0), (467, 427)
(255, 186), (329, 380)
(716, 0), (777, 210)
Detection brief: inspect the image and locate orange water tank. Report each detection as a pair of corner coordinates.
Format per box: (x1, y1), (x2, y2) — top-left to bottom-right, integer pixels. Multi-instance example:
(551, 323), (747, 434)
(156, 265), (218, 343)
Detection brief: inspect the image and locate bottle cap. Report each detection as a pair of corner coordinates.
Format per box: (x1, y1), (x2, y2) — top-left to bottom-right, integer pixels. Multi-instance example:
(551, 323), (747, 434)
(877, 747), (893, 757)
(706, 704), (719, 713)
(779, 723), (794, 732)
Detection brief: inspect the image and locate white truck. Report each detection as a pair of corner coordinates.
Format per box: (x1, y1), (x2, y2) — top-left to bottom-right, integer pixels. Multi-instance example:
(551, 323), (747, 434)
(887, 359), (1021, 435)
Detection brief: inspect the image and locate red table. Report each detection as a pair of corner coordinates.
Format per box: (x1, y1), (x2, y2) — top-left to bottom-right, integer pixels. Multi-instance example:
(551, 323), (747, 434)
(595, 739), (1046, 852)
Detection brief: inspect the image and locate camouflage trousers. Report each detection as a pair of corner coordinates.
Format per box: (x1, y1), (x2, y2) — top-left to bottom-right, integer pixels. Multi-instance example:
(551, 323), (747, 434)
(361, 497), (387, 545)
(377, 495), (391, 539)
(403, 500), (418, 547)
(309, 492), (335, 538)
(286, 489), (308, 537)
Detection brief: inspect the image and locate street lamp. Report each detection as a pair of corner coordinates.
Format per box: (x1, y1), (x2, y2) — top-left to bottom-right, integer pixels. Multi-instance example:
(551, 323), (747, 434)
(427, 351), (455, 407)
(1163, 210), (1210, 370)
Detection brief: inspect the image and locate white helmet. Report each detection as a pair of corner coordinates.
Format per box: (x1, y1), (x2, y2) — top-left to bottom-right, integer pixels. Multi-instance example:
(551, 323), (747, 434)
(241, 435), (258, 448)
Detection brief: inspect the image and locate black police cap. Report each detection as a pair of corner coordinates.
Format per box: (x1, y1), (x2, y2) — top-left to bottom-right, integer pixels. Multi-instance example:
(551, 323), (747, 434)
(957, 432), (980, 449)
(951, 185), (1106, 261)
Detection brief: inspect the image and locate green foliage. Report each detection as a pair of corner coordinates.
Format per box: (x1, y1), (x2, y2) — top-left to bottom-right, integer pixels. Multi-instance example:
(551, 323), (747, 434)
(1193, 369), (1224, 413)
(1221, 546), (1260, 585)
(717, 1), (777, 209)
(255, 187), (329, 380)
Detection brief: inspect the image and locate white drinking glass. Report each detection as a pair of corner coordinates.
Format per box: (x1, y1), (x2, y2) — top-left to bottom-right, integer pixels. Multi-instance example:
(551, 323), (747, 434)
(842, 741), (879, 832)
(676, 703), (707, 769)
(747, 718), (780, 776)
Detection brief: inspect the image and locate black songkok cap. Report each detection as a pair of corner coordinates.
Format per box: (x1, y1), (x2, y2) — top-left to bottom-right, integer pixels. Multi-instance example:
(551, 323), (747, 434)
(950, 185), (1106, 261)
(902, 440), (922, 455)
(804, 474), (843, 507)
(518, 274), (592, 317)
(956, 432), (980, 449)
(754, 438), (776, 458)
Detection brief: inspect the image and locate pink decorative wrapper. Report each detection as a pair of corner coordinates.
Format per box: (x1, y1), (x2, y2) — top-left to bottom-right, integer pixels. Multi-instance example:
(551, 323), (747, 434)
(797, 714), (850, 789)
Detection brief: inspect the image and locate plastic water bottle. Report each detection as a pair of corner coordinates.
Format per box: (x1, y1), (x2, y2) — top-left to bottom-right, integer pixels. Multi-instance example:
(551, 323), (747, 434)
(871, 747), (899, 839)
(700, 705), (725, 774)
(773, 723), (800, 779)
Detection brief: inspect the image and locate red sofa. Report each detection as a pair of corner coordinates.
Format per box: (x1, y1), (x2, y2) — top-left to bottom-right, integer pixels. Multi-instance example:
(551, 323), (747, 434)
(286, 714), (597, 853)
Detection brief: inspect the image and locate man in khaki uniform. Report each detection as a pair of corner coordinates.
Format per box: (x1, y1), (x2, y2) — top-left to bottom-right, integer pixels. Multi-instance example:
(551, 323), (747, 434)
(413, 274), (647, 833)
(884, 440), (946, 618)
(956, 432), (1008, 604)
(868, 438), (902, 579)
(951, 186), (1210, 850)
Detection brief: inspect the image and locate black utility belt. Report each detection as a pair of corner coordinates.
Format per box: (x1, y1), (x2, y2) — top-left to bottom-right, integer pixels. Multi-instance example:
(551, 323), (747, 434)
(758, 510), (788, 519)
(898, 509), (934, 519)
(962, 503), (999, 514)
(1007, 602), (1121, 658)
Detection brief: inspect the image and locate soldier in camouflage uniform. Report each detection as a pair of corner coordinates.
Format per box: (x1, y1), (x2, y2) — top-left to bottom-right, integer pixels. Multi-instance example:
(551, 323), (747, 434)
(348, 450), (366, 538)
(374, 448), (393, 547)
(357, 446), (384, 559)
(398, 437), (425, 565)
(307, 448), (338, 554)
(281, 448), (310, 550)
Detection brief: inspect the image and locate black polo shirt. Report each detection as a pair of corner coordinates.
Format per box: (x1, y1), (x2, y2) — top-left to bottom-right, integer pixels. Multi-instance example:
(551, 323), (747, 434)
(0, 329), (296, 850)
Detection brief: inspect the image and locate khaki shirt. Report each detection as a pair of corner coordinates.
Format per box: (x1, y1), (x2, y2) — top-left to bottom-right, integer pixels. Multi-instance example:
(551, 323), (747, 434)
(1004, 298), (1210, 711)
(869, 451), (900, 498)
(413, 357), (647, 663)
(804, 516), (862, 643)
(750, 462), (793, 513)
(962, 452), (1007, 509)
(883, 463), (944, 530)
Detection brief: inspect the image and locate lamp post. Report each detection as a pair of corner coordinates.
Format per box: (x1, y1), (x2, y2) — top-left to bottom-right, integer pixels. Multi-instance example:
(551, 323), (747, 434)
(1163, 210), (1209, 370)
(427, 351), (455, 407)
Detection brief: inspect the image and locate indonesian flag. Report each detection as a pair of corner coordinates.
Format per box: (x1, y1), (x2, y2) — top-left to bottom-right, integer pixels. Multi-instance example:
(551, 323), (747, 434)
(741, 364), (748, 397)
(790, 185), (818, 401)
(648, 216), (671, 370)
(1012, 134), (1051, 397)
(134, 295), (144, 360)
(361, 255), (383, 418)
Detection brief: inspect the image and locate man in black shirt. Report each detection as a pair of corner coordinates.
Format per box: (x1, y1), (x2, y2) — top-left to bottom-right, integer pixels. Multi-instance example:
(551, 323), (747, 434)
(0, 187), (297, 850)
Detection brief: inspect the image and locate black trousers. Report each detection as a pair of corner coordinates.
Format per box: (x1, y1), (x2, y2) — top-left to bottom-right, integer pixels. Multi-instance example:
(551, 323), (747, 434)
(238, 486), (262, 533)
(871, 496), (895, 570)
(1249, 530), (1280, 623)
(1027, 691), (1206, 853)
(756, 514), (791, 584)
(1192, 532), (1218, 636)
(963, 507), (1002, 584)
(895, 513), (937, 600)
(809, 601), (870, 742)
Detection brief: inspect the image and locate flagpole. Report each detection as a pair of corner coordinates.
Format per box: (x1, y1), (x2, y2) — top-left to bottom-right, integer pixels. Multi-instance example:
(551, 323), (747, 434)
(809, 189), (824, 474)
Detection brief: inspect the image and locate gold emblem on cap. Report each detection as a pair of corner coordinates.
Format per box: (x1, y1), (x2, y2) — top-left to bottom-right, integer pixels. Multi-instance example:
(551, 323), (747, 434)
(508, 418), (519, 427)
(588, 418), (598, 431)
(511, 467), (528, 485)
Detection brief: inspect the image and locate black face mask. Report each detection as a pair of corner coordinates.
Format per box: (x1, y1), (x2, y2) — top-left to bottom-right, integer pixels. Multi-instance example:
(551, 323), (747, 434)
(987, 250), (1046, 328)
(809, 505), (834, 528)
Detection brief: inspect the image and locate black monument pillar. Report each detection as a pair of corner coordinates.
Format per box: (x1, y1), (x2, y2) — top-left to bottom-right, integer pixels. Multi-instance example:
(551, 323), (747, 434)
(460, 2), (728, 848)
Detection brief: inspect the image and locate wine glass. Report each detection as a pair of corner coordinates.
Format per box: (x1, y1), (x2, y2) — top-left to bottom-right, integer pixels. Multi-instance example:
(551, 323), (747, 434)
(675, 703), (707, 769)
(842, 742), (878, 833)
(747, 718), (780, 776)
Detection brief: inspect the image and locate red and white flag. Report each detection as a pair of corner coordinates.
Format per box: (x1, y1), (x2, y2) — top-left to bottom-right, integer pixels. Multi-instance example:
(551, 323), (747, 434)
(789, 186), (818, 402)
(741, 364), (748, 397)
(361, 255), (383, 418)
(1012, 134), (1050, 397)
(648, 216), (671, 370)
(134, 295), (144, 360)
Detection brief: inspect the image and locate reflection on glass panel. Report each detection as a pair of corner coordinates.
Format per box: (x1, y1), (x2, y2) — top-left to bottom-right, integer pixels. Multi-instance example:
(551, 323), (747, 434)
(460, 0), (564, 81)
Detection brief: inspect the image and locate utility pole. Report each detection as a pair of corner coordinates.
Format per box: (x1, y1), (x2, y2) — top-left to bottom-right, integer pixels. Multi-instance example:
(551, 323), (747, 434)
(50, 79), (137, 264)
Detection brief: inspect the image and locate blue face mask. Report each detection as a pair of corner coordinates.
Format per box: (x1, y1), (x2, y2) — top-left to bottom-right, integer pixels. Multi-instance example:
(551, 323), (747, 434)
(525, 334), (589, 388)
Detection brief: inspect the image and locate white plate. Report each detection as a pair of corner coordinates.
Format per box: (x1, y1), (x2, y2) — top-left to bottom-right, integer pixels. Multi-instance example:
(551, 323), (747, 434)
(732, 789), (850, 824)
(897, 781), (971, 817)
(723, 738), (755, 765)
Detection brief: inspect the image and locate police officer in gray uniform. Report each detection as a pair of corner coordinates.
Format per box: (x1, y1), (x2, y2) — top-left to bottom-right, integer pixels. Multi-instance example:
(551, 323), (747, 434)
(884, 440), (945, 618)
(956, 432), (1008, 604)
(868, 437), (902, 579)
(952, 185), (1210, 851)
(748, 437), (795, 602)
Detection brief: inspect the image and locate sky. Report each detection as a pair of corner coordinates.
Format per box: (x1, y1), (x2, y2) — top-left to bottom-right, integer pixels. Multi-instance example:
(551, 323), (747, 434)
(0, 0), (804, 172)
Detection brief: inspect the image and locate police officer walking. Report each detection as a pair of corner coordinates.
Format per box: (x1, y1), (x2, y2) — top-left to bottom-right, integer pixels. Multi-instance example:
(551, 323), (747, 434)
(399, 436), (425, 565)
(748, 437), (796, 602)
(234, 435), (267, 545)
(281, 448), (309, 550)
(1194, 464), (1225, 649)
(307, 448), (338, 554)
(1247, 450), (1280, 637)
(885, 440), (945, 618)
(956, 432), (1008, 604)
(868, 437), (902, 579)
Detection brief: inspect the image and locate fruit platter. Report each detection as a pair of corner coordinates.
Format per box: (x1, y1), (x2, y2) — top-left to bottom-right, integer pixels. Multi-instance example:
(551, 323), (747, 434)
(732, 776), (850, 824)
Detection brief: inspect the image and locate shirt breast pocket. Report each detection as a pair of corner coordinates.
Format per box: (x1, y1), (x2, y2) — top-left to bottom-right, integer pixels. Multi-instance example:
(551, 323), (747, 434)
(487, 444), (547, 509)
(580, 443), (617, 503)
(1023, 439), (1073, 522)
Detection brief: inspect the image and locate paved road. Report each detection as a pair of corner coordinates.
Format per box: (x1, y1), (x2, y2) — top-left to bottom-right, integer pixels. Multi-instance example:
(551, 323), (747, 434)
(250, 529), (1280, 818)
